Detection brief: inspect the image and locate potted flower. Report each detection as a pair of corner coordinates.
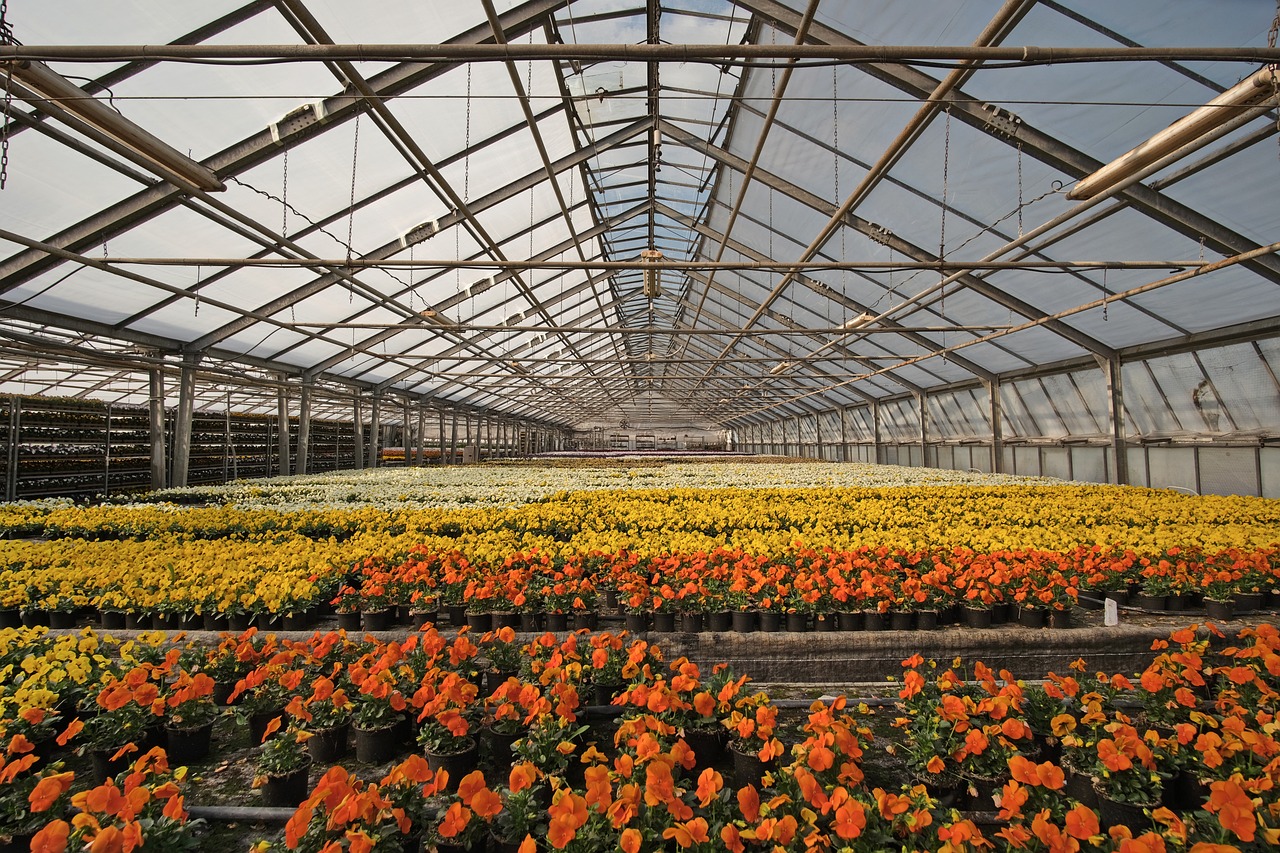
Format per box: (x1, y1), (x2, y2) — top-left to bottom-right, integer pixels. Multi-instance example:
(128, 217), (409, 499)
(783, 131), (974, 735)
(76, 672), (165, 783)
(0, 754), (73, 849)
(414, 671), (480, 786)
(1085, 722), (1167, 830)
(490, 761), (545, 853)
(423, 769), (503, 853)
(723, 691), (785, 790)
(893, 657), (966, 801)
(284, 675), (353, 763)
(378, 755), (448, 846)
(230, 663), (305, 747)
(162, 670), (219, 765)
(39, 747), (203, 852)
(347, 663), (409, 765)
(330, 584), (362, 631)
(254, 718), (313, 807)
(282, 764), (412, 853)
(482, 626), (526, 688)
(1200, 568), (1240, 621)
(200, 634), (255, 705)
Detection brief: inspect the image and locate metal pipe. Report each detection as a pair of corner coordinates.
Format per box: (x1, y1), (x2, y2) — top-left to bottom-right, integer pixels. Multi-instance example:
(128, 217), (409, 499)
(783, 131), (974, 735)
(4, 44), (1278, 63)
(89, 256), (1203, 271)
(289, 323), (1011, 334)
(740, 236), (1280, 417)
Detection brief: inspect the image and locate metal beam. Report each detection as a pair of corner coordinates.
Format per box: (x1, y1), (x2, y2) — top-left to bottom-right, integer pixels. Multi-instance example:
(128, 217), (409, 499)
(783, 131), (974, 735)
(660, 120), (1117, 361)
(6, 43), (1278, 63)
(741, 0), (1280, 289)
(0, 0), (569, 293)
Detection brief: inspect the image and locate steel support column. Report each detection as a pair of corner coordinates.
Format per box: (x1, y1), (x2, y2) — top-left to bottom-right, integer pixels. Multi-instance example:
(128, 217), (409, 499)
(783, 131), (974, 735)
(296, 381), (311, 475)
(353, 396), (364, 470)
(148, 367), (167, 490)
(438, 410), (446, 465)
(986, 379), (1003, 474)
(277, 374), (290, 476)
(449, 410), (459, 465)
(1101, 357), (1130, 485)
(368, 395), (381, 469)
(415, 404), (425, 466)
(171, 354), (197, 488)
(918, 394), (928, 466)
(872, 401), (882, 465)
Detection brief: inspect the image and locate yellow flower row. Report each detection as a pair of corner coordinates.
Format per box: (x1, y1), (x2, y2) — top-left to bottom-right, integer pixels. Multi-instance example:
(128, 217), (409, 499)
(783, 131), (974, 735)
(0, 484), (1276, 612)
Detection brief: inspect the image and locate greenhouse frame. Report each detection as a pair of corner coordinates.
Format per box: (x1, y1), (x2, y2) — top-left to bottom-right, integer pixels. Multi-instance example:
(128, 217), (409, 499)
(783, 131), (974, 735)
(1, 0), (1279, 498)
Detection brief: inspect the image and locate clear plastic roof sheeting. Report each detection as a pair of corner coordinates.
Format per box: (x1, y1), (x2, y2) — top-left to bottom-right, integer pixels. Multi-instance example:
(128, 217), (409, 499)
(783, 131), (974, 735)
(0, 0), (1277, 439)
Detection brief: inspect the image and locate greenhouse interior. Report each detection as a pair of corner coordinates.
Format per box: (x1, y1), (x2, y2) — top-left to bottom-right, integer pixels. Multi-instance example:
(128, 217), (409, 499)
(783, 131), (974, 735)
(2, 2), (1280, 852)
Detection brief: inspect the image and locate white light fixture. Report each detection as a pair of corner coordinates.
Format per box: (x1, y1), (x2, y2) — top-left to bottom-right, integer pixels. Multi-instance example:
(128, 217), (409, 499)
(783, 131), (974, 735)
(641, 248), (663, 298)
(1069, 65), (1278, 200)
(3, 60), (225, 193)
(843, 312), (875, 329)
(419, 308), (457, 327)
(769, 360), (794, 375)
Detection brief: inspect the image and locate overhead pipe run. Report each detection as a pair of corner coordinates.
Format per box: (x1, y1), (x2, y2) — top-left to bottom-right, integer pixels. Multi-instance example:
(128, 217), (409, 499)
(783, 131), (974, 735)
(4, 44), (1279, 64)
(1069, 65), (1280, 199)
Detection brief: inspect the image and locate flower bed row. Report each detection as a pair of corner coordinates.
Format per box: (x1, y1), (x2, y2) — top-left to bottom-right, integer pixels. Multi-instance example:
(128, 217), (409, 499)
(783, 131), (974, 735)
(3, 535), (1278, 627)
(1, 622), (1278, 851)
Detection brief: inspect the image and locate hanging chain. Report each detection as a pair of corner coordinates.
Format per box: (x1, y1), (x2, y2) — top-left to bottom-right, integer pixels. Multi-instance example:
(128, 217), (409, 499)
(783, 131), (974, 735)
(0, 0), (13, 190)
(1270, 1), (1279, 160)
(346, 112), (361, 302)
(1016, 142), (1024, 238)
(834, 63), (846, 320)
(939, 108), (951, 316)
(409, 242), (417, 312)
(281, 148), (289, 237)
(1101, 267), (1109, 322)
(463, 63), (473, 204)
(194, 265), (201, 317)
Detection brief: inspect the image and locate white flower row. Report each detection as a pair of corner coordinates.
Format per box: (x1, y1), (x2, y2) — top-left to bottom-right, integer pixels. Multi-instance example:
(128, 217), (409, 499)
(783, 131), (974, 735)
(139, 457), (1070, 511)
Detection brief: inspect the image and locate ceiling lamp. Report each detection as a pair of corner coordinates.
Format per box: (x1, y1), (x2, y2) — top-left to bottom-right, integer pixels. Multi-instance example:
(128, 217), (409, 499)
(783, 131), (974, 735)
(1069, 65), (1278, 200)
(843, 312), (875, 329)
(3, 60), (225, 193)
(769, 360), (794, 375)
(419, 308), (457, 327)
(641, 249), (663, 298)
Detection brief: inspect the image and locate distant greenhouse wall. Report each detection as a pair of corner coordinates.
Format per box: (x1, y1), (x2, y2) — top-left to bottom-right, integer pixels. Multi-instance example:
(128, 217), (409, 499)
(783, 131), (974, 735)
(736, 333), (1280, 498)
